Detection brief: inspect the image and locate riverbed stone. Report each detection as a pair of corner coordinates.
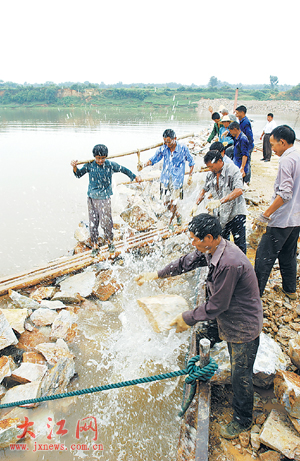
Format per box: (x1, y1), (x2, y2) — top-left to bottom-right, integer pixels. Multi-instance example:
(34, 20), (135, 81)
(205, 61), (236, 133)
(120, 204), (156, 231)
(35, 339), (74, 365)
(22, 351), (46, 365)
(92, 269), (123, 301)
(0, 310), (18, 351)
(274, 369), (300, 418)
(259, 409), (300, 460)
(0, 356), (17, 383)
(40, 300), (67, 310)
(137, 294), (189, 333)
(1, 308), (28, 334)
(40, 357), (75, 397)
(17, 327), (51, 351)
(258, 451), (282, 461)
(57, 271), (96, 298)
(253, 332), (287, 388)
(29, 286), (57, 302)
(50, 310), (77, 341)
(10, 362), (48, 384)
(288, 334), (300, 369)
(8, 290), (40, 310)
(0, 417), (23, 449)
(1, 381), (42, 408)
(30, 307), (58, 326)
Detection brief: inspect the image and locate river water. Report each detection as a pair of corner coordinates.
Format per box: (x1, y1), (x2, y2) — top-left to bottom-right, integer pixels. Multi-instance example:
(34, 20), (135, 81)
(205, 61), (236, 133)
(0, 106), (299, 460)
(0, 106), (298, 277)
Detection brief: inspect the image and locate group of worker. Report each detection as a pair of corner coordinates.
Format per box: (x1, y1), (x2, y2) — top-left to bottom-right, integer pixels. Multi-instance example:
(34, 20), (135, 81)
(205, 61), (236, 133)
(71, 110), (300, 440)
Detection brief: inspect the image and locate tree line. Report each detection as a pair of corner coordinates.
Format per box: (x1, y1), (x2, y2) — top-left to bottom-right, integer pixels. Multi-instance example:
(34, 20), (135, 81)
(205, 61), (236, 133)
(0, 80), (299, 106)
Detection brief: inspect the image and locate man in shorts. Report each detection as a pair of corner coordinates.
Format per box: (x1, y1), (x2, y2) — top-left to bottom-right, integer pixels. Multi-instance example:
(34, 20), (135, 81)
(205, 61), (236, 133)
(138, 129), (195, 229)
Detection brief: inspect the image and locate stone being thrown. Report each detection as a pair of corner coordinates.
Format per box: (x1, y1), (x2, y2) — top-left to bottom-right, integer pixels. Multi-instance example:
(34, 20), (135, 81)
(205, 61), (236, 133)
(71, 144), (141, 256)
(138, 129), (195, 229)
(135, 213), (263, 439)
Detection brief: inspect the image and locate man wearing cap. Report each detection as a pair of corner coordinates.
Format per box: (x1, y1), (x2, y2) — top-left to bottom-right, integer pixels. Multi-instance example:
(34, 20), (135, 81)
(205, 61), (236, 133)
(219, 115), (234, 158)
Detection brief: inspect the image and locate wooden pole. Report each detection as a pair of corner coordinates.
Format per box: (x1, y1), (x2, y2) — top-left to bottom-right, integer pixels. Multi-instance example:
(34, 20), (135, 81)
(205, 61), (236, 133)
(0, 225), (188, 296)
(76, 132), (194, 165)
(195, 339), (211, 461)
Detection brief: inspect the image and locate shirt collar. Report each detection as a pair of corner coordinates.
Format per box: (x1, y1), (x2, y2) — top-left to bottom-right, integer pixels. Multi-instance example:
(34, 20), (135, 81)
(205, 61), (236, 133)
(280, 146), (297, 159)
(210, 237), (226, 266)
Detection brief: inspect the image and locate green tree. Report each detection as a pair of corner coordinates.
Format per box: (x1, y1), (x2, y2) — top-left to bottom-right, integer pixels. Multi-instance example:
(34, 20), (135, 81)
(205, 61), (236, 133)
(270, 75), (278, 89)
(208, 76), (218, 88)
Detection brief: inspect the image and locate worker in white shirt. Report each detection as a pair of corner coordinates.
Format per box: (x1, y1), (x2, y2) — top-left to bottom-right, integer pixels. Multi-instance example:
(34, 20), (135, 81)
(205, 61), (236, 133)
(260, 113), (277, 162)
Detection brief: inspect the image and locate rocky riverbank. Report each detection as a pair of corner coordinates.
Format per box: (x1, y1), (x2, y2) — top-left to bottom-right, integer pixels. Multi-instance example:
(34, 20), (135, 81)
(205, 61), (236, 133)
(197, 98), (300, 115)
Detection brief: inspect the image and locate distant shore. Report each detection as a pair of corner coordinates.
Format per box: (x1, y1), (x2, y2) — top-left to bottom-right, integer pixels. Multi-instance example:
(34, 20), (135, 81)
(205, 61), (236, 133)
(197, 98), (300, 115)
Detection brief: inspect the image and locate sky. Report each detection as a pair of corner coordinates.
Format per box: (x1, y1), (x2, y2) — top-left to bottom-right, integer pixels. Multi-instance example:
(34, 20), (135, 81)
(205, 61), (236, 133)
(2, 0), (299, 87)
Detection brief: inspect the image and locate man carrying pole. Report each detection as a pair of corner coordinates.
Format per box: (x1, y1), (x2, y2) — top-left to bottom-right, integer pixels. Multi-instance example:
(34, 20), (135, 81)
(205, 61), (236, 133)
(138, 129), (195, 229)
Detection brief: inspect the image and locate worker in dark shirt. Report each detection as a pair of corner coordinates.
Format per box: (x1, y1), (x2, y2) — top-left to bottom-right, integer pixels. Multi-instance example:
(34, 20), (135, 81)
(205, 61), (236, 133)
(135, 213), (263, 439)
(235, 105), (254, 183)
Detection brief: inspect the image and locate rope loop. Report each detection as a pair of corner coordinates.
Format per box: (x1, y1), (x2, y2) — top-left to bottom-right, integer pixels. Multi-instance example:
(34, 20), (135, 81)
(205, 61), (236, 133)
(185, 355), (218, 386)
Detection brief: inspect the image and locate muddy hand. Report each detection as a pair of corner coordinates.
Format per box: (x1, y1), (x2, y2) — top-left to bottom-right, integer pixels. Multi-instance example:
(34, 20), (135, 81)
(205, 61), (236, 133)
(134, 271), (158, 286)
(170, 314), (190, 333)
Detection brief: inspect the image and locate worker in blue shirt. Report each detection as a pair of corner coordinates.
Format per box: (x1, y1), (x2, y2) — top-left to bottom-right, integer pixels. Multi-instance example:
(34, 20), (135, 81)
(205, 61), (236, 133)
(228, 122), (250, 183)
(138, 129), (195, 229)
(71, 144), (141, 256)
(235, 106), (254, 183)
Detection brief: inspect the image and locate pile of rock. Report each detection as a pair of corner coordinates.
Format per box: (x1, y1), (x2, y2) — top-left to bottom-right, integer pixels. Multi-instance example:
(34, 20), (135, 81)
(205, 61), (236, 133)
(0, 267), (122, 448)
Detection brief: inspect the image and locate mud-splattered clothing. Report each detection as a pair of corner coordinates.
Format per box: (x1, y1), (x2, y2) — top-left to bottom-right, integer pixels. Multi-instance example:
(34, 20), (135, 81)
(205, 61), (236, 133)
(157, 238), (263, 343)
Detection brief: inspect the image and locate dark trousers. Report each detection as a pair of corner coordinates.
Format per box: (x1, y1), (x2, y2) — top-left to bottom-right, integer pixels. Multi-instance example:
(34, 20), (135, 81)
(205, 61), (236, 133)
(243, 147), (253, 184)
(87, 197), (114, 244)
(263, 134), (272, 160)
(254, 226), (300, 296)
(221, 214), (246, 254)
(227, 336), (260, 427)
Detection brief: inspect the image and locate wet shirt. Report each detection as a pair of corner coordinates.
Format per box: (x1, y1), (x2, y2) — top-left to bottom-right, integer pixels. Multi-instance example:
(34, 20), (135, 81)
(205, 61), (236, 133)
(268, 146), (300, 228)
(74, 160), (136, 199)
(149, 142), (195, 189)
(233, 132), (250, 174)
(239, 116), (254, 151)
(158, 238), (263, 343)
(203, 162), (247, 227)
(219, 126), (234, 146)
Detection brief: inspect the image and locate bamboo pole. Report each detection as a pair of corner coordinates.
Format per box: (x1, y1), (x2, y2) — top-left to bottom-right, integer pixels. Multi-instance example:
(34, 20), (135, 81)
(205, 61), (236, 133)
(119, 167), (209, 185)
(0, 225), (188, 296)
(76, 133), (194, 165)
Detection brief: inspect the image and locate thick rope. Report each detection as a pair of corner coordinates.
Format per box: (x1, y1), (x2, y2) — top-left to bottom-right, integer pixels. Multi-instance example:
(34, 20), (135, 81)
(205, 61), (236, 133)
(0, 356), (217, 411)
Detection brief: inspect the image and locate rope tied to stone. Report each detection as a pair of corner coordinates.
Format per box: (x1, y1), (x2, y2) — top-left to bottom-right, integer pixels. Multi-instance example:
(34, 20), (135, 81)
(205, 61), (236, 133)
(0, 356), (218, 413)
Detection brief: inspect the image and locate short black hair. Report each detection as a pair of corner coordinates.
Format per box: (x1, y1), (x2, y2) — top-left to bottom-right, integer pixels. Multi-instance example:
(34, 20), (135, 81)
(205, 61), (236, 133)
(93, 144), (108, 157)
(236, 105), (247, 114)
(163, 129), (176, 139)
(210, 141), (225, 153)
(188, 213), (222, 240)
(228, 121), (240, 130)
(212, 112), (220, 121)
(204, 150), (223, 164)
(271, 125), (295, 145)
(267, 113), (273, 118)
